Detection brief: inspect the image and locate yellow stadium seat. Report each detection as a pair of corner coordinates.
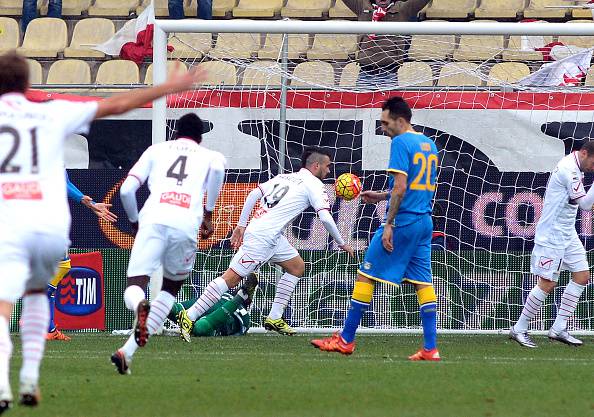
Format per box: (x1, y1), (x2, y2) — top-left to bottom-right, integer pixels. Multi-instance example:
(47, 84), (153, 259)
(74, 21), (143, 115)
(195, 61), (237, 86)
(524, 0), (568, 19)
(329, 0), (356, 19)
(398, 62), (434, 87)
(41, 0), (92, 16)
(453, 21), (504, 61)
(437, 62), (484, 87)
(291, 61), (335, 87)
(408, 22), (455, 61)
(425, 0), (477, 19)
(137, 0), (169, 16)
(258, 33), (310, 60)
(559, 20), (594, 48)
(504, 33), (554, 62)
(26, 58), (43, 84)
(338, 62), (360, 87)
(210, 31), (261, 59)
(88, 0), (139, 16)
(281, 0), (332, 18)
(213, 0), (237, 17)
(64, 18), (115, 58)
(487, 62), (531, 86)
(17, 17), (67, 58)
(241, 61), (281, 86)
(0, 0), (25, 15)
(585, 66), (594, 86)
(307, 33), (357, 60)
(233, 0), (282, 18)
(572, 3), (594, 19)
(145, 61), (188, 85)
(95, 60), (140, 91)
(168, 33), (212, 59)
(474, 0), (524, 19)
(47, 59), (91, 92)
(0, 17), (19, 53)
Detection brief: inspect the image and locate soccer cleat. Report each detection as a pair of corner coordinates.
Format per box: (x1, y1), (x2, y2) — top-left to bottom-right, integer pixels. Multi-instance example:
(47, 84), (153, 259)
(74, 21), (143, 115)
(177, 308), (193, 343)
(311, 332), (355, 355)
(0, 388), (12, 415)
(240, 272), (259, 306)
(548, 328), (583, 346)
(110, 350), (131, 375)
(46, 329), (71, 341)
(18, 380), (40, 407)
(408, 348), (441, 361)
(134, 299), (150, 347)
(509, 327), (537, 348)
(263, 317), (296, 336)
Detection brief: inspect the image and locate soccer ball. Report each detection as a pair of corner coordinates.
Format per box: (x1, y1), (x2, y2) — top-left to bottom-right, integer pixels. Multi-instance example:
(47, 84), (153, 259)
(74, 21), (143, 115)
(335, 173), (362, 201)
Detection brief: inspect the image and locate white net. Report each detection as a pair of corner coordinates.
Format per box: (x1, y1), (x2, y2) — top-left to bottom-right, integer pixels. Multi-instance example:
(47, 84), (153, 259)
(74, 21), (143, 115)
(160, 22), (594, 333)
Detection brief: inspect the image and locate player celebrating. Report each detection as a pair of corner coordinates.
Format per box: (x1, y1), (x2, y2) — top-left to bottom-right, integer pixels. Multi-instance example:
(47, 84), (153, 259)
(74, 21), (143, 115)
(311, 96), (440, 360)
(0, 51), (205, 410)
(110, 113), (226, 375)
(510, 142), (594, 348)
(177, 147), (354, 339)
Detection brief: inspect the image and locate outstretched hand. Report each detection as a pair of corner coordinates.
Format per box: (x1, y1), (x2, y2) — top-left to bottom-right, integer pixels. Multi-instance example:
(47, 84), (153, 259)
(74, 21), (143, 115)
(361, 190), (386, 204)
(339, 243), (355, 258)
(81, 196), (118, 223)
(166, 62), (207, 93)
(230, 226), (246, 250)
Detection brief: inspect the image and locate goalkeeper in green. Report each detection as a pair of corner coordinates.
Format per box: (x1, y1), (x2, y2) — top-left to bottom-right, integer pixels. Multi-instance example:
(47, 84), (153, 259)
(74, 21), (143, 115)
(169, 273), (257, 338)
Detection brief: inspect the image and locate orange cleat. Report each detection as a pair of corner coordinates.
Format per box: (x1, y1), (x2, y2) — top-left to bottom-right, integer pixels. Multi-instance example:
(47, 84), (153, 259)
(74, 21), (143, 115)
(408, 348), (441, 361)
(311, 332), (355, 355)
(46, 329), (71, 341)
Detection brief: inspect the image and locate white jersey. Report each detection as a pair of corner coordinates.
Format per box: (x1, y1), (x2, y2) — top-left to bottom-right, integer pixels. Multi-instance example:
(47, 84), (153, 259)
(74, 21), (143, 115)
(0, 93), (97, 238)
(129, 138), (225, 240)
(246, 168), (330, 244)
(534, 152), (586, 249)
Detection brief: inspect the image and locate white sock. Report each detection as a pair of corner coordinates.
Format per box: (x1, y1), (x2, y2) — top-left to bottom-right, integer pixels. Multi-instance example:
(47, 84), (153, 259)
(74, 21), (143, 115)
(552, 280), (586, 332)
(120, 334), (139, 360)
(147, 291), (176, 335)
(0, 316), (12, 390)
(124, 285), (146, 311)
(19, 294), (49, 385)
(514, 286), (548, 333)
(187, 277), (228, 321)
(268, 273), (299, 320)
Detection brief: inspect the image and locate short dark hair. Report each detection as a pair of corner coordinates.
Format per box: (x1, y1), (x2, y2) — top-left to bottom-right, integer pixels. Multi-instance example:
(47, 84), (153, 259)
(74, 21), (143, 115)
(0, 52), (29, 96)
(175, 113), (203, 143)
(382, 96), (412, 123)
(581, 141), (594, 155)
(301, 146), (332, 168)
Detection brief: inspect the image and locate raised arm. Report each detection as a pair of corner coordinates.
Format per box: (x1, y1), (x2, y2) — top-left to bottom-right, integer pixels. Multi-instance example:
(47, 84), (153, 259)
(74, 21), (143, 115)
(317, 209), (354, 257)
(66, 171), (117, 222)
(230, 187), (263, 249)
(200, 157), (226, 239)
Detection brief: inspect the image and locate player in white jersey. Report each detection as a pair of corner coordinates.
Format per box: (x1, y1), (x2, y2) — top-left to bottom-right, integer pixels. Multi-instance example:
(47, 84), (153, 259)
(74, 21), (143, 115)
(0, 52), (206, 411)
(510, 141), (594, 348)
(110, 113), (226, 375)
(177, 147), (354, 339)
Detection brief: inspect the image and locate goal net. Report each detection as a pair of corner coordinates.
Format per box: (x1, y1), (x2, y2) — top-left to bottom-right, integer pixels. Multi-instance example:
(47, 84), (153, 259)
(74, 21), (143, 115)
(154, 19), (594, 334)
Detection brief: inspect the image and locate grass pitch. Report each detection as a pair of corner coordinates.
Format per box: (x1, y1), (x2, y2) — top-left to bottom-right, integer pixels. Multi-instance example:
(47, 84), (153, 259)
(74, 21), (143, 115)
(6, 333), (594, 417)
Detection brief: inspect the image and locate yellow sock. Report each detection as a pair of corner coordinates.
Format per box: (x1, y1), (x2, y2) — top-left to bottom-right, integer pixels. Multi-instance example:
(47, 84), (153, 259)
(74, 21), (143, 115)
(49, 258), (71, 287)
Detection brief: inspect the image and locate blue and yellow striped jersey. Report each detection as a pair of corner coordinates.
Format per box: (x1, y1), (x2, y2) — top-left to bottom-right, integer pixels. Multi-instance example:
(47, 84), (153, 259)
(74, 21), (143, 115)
(385, 131), (438, 226)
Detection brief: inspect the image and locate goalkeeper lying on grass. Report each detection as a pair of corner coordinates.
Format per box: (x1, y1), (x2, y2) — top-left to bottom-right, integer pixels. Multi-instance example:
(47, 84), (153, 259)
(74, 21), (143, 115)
(168, 273), (258, 339)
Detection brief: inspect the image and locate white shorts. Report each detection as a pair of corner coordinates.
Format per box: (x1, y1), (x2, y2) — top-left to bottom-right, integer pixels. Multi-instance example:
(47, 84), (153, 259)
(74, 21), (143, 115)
(228, 234), (299, 277)
(0, 231), (68, 303)
(127, 224), (197, 281)
(531, 239), (588, 282)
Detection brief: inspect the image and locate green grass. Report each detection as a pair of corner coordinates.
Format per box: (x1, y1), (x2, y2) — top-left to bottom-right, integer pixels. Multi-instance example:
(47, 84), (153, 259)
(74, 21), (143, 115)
(6, 334), (594, 417)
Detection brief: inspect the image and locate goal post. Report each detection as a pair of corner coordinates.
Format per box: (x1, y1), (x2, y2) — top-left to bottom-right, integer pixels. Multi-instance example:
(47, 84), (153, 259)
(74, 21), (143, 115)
(151, 19), (594, 335)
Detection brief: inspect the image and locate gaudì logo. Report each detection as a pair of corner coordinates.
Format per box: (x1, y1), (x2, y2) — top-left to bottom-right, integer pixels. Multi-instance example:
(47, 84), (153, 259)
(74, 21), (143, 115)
(56, 267), (103, 316)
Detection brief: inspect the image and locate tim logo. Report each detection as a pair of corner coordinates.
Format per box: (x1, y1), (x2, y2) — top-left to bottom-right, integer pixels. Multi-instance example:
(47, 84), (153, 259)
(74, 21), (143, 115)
(56, 267), (103, 316)
(160, 191), (191, 208)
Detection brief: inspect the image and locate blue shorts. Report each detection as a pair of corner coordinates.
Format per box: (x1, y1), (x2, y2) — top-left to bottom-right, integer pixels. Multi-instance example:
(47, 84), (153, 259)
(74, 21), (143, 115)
(358, 215), (433, 286)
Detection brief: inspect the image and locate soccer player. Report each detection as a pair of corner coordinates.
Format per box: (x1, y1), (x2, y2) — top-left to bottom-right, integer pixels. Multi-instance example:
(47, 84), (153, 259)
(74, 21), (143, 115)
(509, 142), (594, 348)
(177, 147), (354, 339)
(110, 113), (226, 375)
(167, 273), (258, 337)
(311, 96), (440, 360)
(46, 172), (117, 341)
(0, 51), (206, 410)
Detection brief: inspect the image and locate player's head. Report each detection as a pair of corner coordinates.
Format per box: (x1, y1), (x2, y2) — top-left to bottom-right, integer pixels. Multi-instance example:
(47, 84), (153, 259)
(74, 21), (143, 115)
(0, 52), (29, 96)
(374, 0), (392, 8)
(578, 141), (594, 172)
(301, 147), (332, 180)
(381, 96), (412, 138)
(175, 113), (203, 143)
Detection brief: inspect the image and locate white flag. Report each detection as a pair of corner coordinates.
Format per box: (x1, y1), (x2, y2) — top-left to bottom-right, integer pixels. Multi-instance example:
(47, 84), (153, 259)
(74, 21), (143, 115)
(519, 47), (593, 86)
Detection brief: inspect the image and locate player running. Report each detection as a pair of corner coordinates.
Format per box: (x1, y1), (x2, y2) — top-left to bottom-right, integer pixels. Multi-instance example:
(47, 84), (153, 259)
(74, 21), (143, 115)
(0, 51), (206, 411)
(510, 142), (594, 348)
(177, 147), (354, 339)
(110, 113), (226, 375)
(311, 96), (440, 360)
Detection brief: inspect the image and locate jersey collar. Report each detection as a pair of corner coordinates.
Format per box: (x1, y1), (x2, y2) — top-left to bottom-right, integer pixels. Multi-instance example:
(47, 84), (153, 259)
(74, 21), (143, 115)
(176, 137), (199, 145)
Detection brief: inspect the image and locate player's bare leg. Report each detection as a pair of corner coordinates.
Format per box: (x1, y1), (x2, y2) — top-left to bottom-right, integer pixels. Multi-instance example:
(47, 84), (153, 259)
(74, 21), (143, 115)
(0, 302), (13, 414)
(548, 270), (588, 346)
(264, 256), (304, 336)
(408, 283), (440, 361)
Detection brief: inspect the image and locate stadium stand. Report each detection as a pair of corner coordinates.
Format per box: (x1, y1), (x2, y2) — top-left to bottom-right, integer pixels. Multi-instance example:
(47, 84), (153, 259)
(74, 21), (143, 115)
(306, 33), (357, 60)
(41, 0), (92, 16)
(281, 0), (332, 18)
(233, 0), (283, 18)
(145, 60), (188, 84)
(572, 3), (594, 19)
(329, 0), (356, 19)
(408, 22), (456, 61)
(523, 0), (569, 19)
(291, 60), (335, 86)
(339, 61), (360, 87)
(258, 33), (310, 59)
(47, 59), (91, 92)
(26, 58), (43, 84)
(95, 60), (140, 90)
(424, 0), (477, 20)
(503, 33), (554, 62)
(453, 21), (505, 61)
(437, 62), (484, 86)
(398, 61), (434, 86)
(64, 18), (115, 58)
(212, 0), (237, 17)
(0, 17), (19, 53)
(195, 60), (237, 85)
(137, 0), (169, 16)
(210, 31), (261, 59)
(241, 60), (281, 86)
(0, 0), (22, 15)
(169, 32), (213, 59)
(88, 0), (139, 17)
(17, 17), (67, 58)
(585, 66), (594, 86)
(559, 20), (594, 48)
(487, 62), (531, 85)
(474, 0), (525, 20)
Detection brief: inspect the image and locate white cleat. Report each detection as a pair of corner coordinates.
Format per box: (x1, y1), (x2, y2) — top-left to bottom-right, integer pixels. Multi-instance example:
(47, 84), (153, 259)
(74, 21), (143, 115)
(0, 387), (13, 415)
(509, 327), (537, 348)
(18, 380), (40, 408)
(548, 328), (583, 346)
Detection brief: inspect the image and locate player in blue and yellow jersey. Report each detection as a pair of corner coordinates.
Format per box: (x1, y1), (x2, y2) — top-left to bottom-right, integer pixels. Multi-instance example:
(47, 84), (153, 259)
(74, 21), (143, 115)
(46, 171), (117, 341)
(312, 96), (440, 361)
